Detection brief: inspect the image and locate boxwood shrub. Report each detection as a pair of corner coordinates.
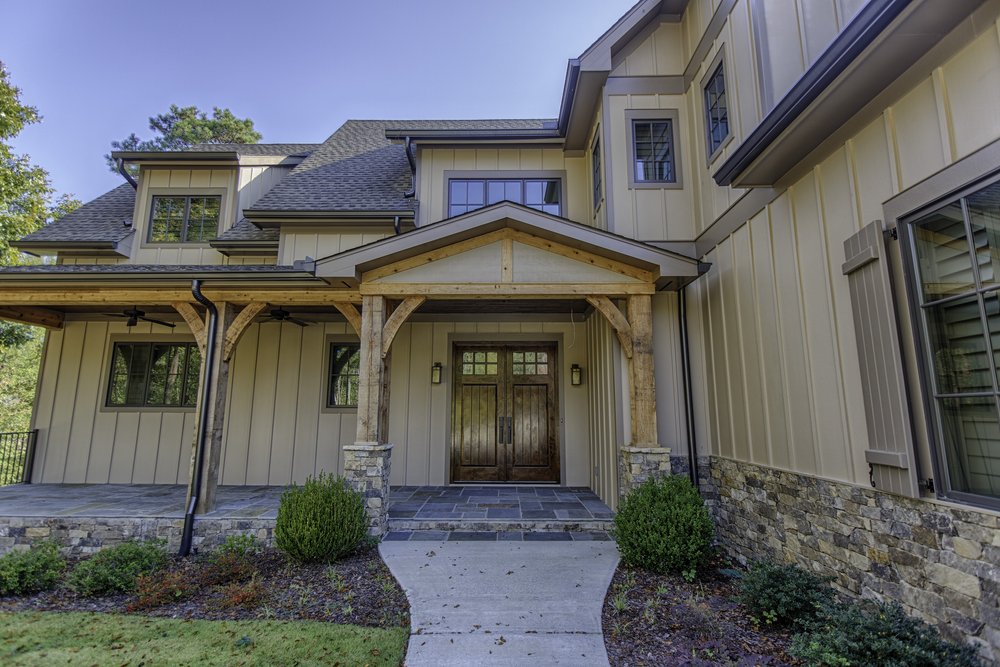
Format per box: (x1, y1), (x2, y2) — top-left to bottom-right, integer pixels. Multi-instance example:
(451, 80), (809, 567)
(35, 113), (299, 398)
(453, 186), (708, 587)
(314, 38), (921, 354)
(67, 539), (168, 596)
(0, 541), (66, 596)
(738, 561), (834, 627)
(790, 601), (980, 667)
(612, 475), (714, 578)
(274, 473), (368, 564)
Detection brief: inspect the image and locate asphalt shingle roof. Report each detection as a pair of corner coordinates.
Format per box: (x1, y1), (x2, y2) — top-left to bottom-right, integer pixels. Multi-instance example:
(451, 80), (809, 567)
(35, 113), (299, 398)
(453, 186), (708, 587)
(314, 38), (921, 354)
(213, 218), (278, 244)
(0, 264), (302, 274)
(248, 120), (554, 213)
(16, 184), (136, 247)
(187, 143), (320, 156)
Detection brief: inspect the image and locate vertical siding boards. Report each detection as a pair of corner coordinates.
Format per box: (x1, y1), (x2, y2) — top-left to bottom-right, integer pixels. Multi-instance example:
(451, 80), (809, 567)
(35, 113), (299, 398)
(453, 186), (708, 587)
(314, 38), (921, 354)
(587, 314), (619, 505)
(842, 222), (921, 498)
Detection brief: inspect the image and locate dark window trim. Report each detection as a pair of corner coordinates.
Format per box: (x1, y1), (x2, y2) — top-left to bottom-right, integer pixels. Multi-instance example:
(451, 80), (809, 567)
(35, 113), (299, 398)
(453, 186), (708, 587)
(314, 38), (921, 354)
(147, 194), (223, 244)
(896, 166), (1000, 512)
(702, 50), (731, 164)
(591, 132), (603, 210)
(326, 340), (361, 409)
(105, 341), (201, 409)
(624, 109), (683, 190)
(445, 176), (563, 218)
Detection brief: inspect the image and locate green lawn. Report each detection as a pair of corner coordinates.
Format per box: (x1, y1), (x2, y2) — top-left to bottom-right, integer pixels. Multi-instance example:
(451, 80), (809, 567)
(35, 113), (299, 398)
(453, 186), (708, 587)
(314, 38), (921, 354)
(0, 611), (408, 666)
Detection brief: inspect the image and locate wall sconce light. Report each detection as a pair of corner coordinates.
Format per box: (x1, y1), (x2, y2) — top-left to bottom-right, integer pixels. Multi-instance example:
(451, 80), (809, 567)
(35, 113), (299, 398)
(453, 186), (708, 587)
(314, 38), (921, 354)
(571, 363), (583, 386)
(431, 362), (443, 384)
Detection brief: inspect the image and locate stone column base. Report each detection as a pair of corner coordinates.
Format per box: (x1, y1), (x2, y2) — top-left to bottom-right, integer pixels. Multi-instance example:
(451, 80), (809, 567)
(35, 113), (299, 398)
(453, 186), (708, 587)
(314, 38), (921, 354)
(619, 446), (672, 499)
(343, 442), (393, 537)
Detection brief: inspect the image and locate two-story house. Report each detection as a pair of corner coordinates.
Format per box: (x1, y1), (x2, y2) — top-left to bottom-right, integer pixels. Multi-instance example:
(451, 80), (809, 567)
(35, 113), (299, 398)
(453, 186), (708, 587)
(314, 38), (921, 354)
(3, 0), (1000, 656)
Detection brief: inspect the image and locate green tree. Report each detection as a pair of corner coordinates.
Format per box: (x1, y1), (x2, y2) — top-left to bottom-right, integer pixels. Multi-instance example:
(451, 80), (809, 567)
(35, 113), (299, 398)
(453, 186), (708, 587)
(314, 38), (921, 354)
(0, 62), (51, 266)
(105, 104), (262, 172)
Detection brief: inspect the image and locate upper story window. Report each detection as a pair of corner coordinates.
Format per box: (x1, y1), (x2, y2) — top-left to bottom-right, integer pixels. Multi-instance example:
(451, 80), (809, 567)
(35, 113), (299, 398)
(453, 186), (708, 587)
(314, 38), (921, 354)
(592, 136), (603, 208)
(149, 195), (221, 243)
(632, 120), (676, 183)
(448, 179), (561, 217)
(703, 61), (730, 160)
(107, 342), (201, 408)
(907, 178), (1000, 503)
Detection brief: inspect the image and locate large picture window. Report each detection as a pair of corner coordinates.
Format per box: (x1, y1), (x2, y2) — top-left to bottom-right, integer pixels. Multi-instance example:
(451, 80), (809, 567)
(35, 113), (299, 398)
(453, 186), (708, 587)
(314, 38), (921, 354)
(328, 343), (361, 408)
(908, 179), (1000, 501)
(107, 342), (201, 408)
(448, 178), (561, 217)
(149, 195), (221, 243)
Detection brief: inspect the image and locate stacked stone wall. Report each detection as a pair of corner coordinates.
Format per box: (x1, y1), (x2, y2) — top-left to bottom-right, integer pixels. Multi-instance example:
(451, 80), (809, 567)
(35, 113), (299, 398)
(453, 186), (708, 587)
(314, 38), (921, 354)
(703, 456), (1000, 662)
(0, 516), (275, 555)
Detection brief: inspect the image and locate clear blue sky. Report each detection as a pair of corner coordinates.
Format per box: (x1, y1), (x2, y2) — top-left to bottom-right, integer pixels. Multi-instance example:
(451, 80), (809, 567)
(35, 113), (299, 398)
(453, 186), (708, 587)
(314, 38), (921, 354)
(5, 0), (636, 203)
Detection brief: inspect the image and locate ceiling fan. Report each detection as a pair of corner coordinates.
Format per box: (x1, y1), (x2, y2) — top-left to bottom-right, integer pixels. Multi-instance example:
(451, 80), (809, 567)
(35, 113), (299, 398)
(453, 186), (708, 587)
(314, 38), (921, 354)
(265, 307), (314, 327)
(105, 307), (176, 328)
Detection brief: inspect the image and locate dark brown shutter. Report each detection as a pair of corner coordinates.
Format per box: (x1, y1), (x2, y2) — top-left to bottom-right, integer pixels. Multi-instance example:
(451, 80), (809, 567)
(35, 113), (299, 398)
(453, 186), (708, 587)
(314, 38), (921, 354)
(842, 220), (921, 498)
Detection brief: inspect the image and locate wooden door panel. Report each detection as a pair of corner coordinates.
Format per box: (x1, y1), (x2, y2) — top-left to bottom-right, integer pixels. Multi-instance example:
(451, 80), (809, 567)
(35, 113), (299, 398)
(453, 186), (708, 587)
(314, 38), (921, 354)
(459, 384), (499, 467)
(512, 384), (547, 467)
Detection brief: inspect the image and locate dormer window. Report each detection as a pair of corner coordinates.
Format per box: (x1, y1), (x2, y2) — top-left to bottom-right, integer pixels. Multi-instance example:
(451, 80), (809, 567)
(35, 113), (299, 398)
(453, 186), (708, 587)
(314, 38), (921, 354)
(149, 195), (221, 243)
(449, 178), (561, 217)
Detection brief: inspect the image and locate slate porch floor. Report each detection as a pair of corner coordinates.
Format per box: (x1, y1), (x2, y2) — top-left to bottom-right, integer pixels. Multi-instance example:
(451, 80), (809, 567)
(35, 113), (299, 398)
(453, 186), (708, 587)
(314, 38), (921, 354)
(0, 484), (282, 519)
(388, 485), (614, 522)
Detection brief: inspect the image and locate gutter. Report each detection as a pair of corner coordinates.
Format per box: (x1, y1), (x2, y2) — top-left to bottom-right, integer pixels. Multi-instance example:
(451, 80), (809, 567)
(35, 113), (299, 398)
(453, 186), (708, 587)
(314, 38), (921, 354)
(179, 279), (216, 557)
(115, 158), (138, 190)
(557, 60), (582, 137)
(712, 0), (911, 186)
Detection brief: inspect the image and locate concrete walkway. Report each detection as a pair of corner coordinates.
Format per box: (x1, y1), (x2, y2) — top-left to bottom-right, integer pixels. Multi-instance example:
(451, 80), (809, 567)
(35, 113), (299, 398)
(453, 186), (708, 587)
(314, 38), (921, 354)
(380, 537), (619, 666)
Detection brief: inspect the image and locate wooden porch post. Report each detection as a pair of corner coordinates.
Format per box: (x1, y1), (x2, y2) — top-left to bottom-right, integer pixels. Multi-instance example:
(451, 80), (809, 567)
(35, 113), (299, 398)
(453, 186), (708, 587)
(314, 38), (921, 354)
(627, 294), (657, 446)
(356, 295), (388, 443)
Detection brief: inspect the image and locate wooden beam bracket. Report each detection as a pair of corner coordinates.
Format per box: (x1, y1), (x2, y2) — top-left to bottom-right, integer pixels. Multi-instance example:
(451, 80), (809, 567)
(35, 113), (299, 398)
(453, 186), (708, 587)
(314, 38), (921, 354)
(381, 296), (426, 358)
(172, 302), (207, 352)
(223, 301), (268, 361)
(333, 302), (362, 336)
(586, 296), (633, 358)
(0, 306), (63, 330)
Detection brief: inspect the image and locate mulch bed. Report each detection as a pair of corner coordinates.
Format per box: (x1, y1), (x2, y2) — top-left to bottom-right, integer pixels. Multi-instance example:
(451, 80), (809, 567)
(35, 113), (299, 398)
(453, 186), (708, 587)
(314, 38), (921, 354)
(602, 555), (797, 666)
(0, 545), (410, 629)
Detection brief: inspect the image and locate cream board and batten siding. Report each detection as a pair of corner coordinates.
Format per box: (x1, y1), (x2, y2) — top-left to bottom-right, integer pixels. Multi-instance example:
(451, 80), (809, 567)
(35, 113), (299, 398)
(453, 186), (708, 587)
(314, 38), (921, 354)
(278, 228), (390, 265)
(31, 321), (199, 485)
(686, 21), (1000, 485)
(415, 148), (590, 227)
(33, 318), (593, 489)
(130, 168), (237, 265)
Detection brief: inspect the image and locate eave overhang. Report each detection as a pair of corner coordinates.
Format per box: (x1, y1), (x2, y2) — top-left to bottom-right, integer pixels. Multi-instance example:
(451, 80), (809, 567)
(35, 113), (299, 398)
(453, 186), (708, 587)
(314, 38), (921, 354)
(243, 209), (416, 228)
(112, 151), (240, 166)
(0, 266), (320, 288)
(314, 201), (706, 291)
(713, 0), (982, 187)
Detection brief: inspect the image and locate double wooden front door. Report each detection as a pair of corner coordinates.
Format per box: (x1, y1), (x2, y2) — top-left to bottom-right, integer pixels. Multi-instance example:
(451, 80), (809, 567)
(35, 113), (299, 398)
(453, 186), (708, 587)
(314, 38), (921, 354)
(451, 344), (560, 483)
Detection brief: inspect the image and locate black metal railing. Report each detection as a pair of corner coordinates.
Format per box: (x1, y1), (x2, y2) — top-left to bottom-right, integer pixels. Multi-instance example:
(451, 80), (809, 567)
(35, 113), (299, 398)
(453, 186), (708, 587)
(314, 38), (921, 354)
(0, 430), (38, 486)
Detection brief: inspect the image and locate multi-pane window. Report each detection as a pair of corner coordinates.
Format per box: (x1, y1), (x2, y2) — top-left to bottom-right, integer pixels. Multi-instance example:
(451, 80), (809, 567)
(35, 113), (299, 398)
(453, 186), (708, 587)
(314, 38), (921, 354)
(149, 195), (221, 243)
(107, 342), (201, 408)
(909, 180), (1000, 501)
(512, 351), (548, 376)
(328, 343), (360, 408)
(592, 138), (603, 207)
(461, 350), (498, 376)
(448, 179), (561, 217)
(703, 62), (730, 158)
(632, 120), (676, 183)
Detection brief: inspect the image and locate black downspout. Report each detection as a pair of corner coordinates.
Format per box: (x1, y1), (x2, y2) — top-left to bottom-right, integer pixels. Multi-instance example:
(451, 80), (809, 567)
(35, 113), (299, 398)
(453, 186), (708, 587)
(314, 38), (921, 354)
(116, 158), (138, 190)
(403, 137), (416, 199)
(678, 288), (699, 489)
(179, 279), (218, 557)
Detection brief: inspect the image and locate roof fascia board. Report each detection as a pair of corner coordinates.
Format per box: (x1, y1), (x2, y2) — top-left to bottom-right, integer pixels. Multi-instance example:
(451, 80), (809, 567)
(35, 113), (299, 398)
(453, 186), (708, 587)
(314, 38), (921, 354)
(245, 210), (416, 228)
(712, 0), (976, 187)
(113, 151), (240, 164)
(0, 270), (319, 285)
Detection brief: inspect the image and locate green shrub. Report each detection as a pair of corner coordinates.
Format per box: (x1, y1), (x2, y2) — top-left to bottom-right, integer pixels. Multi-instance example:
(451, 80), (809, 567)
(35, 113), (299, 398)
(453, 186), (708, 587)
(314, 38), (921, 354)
(790, 601), (980, 667)
(207, 534), (260, 565)
(274, 473), (368, 564)
(738, 561), (834, 627)
(0, 542), (66, 596)
(611, 475), (714, 578)
(68, 540), (168, 596)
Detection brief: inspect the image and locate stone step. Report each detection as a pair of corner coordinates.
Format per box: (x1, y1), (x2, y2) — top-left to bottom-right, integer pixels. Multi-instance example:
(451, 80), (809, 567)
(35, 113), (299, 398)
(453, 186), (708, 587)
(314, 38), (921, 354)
(388, 518), (614, 533)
